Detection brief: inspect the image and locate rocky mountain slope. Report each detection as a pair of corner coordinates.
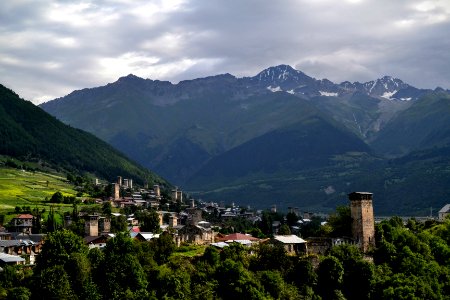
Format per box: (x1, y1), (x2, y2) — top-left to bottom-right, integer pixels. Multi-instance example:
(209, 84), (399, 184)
(39, 65), (450, 214)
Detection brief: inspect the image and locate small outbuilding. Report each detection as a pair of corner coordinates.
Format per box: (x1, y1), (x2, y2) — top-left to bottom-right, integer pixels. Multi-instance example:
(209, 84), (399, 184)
(273, 235), (306, 254)
(439, 204), (450, 221)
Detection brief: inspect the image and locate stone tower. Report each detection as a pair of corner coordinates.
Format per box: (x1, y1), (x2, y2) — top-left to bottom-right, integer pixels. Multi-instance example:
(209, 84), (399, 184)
(348, 192), (375, 252)
(169, 215), (178, 227)
(114, 183), (120, 200)
(153, 185), (160, 197)
(99, 217), (111, 233)
(85, 215), (100, 237)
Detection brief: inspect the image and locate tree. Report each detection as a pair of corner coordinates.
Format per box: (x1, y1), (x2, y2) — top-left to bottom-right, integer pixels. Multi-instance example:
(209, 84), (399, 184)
(317, 256), (344, 299)
(102, 201), (112, 216)
(251, 243), (290, 275)
(35, 229), (88, 272)
(45, 206), (60, 233)
(327, 205), (352, 237)
(330, 244), (374, 300)
(101, 233), (148, 299)
(203, 246), (220, 267)
(151, 231), (175, 264)
(278, 224), (291, 235)
(111, 215), (128, 233)
(215, 259), (268, 300)
(286, 212), (299, 227)
(155, 265), (191, 299)
(8, 287), (31, 300)
(32, 208), (42, 234)
(50, 191), (64, 203)
(136, 209), (160, 233)
(288, 258), (317, 290)
(37, 265), (74, 300)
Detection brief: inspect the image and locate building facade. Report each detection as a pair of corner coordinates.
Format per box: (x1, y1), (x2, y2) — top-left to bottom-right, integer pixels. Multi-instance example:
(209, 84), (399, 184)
(348, 192), (375, 252)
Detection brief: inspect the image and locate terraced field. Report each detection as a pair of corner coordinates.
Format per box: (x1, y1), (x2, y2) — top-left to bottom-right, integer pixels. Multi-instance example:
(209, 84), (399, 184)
(0, 167), (78, 222)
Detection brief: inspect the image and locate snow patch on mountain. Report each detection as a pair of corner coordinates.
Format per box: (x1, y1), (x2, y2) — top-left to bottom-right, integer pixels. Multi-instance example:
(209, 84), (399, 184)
(319, 91), (338, 97)
(381, 90), (397, 100)
(267, 86), (282, 92)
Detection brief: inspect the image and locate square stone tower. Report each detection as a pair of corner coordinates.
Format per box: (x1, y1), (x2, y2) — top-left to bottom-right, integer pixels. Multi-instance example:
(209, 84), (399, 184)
(85, 215), (100, 237)
(114, 183), (120, 200)
(348, 192), (375, 252)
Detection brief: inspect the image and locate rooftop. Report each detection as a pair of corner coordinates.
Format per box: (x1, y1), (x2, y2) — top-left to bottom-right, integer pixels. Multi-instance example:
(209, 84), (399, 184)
(439, 204), (450, 213)
(274, 235), (306, 244)
(15, 214), (33, 219)
(0, 253), (25, 263)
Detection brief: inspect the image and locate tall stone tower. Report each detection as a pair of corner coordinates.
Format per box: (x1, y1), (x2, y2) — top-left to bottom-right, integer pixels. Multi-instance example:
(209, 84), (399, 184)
(114, 183), (120, 200)
(153, 185), (160, 197)
(85, 215), (99, 237)
(348, 192), (375, 252)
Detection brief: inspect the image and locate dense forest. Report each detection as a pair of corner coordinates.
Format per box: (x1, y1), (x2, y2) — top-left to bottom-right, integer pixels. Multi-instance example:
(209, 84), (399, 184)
(1, 216), (449, 300)
(0, 84), (166, 186)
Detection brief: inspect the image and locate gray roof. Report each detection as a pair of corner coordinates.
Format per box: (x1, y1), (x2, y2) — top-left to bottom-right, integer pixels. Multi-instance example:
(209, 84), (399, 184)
(0, 253), (25, 263)
(274, 235), (306, 244)
(10, 233), (46, 243)
(0, 239), (36, 247)
(211, 242), (229, 248)
(439, 204), (450, 213)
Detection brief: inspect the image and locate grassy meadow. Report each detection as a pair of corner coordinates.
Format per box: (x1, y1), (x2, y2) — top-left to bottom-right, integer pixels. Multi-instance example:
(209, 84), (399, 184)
(0, 167), (79, 223)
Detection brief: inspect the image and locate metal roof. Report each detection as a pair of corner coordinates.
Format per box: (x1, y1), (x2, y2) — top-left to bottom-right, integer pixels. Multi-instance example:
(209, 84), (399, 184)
(274, 235), (306, 244)
(439, 204), (450, 213)
(210, 242), (229, 248)
(0, 240), (35, 247)
(0, 253), (25, 263)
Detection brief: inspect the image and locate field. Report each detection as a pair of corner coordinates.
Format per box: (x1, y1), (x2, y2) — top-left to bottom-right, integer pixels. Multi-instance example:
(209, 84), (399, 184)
(0, 167), (79, 223)
(171, 244), (207, 258)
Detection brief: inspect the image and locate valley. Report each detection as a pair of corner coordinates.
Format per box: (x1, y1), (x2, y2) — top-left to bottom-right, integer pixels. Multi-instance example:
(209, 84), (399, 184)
(38, 65), (450, 215)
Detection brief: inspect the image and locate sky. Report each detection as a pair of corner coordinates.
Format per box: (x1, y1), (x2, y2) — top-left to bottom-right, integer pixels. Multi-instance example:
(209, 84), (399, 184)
(1, 0), (450, 104)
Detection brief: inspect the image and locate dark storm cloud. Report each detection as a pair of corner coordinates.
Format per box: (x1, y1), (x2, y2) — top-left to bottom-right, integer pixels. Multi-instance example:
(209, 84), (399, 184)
(1, 0), (449, 104)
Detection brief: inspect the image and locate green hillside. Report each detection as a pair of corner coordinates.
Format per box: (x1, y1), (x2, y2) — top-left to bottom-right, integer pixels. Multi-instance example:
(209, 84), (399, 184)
(0, 84), (167, 186)
(371, 92), (450, 157)
(187, 116), (371, 188)
(38, 72), (450, 215)
(0, 166), (82, 223)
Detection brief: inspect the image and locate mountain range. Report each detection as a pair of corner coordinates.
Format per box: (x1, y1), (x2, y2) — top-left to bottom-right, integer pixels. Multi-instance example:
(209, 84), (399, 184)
(40, 65), (450, 215)
(0, 84), (167, 187)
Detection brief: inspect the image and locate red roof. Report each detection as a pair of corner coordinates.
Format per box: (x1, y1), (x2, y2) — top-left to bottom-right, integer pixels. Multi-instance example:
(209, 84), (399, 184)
(16, 214), (33, 219)
(130, 226), (140, 233)
(216, 232), (259, 242)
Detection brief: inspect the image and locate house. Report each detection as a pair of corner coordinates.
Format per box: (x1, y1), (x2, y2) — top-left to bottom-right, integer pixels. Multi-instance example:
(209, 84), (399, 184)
(134, 232), (159, 242)
(175, 224), (214, 246)
(84, 234), (110, 249)
(0, 253), (25, 267)
(9, 214), (34, 233)
(0, 239), (41, 264)
(273, 235), (306, 254)
(216, 233), (260, 247)
(439, 204), (450, 221)
(305, 237), (354, 255)
(0, 232), (11, 240)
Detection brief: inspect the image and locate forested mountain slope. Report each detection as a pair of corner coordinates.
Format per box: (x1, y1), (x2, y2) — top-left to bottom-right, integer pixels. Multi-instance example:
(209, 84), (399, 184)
(0, 84), (166, 185)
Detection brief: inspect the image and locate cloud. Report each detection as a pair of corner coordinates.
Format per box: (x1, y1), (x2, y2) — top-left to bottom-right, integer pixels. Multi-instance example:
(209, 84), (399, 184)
(1, 0), (450, 104)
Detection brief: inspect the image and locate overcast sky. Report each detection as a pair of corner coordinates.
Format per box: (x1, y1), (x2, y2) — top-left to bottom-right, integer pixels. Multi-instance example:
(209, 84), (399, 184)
(1, 0), (450, 104)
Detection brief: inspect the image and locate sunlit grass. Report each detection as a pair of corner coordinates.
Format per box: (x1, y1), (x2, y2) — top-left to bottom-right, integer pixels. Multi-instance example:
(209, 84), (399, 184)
(171, 244), (207, 258)
(0, 167), (79, 222)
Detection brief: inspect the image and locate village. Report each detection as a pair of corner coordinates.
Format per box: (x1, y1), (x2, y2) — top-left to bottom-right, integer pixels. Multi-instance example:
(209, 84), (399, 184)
(1, 175), (449, 269)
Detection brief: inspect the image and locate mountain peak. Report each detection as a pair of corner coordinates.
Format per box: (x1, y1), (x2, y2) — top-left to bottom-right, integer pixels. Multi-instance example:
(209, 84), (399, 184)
(251, 65), (316, 93)
(117, 74), (144, 82)
(256, 65), (305, 81)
